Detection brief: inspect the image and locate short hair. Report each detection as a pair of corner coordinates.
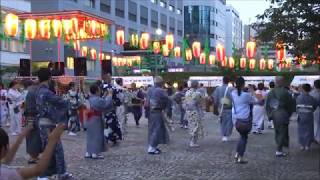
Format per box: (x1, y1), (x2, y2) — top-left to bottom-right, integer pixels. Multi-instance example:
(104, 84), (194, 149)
(269, 81), (275, 88)
(90, 84), (99, 94)
(258, 83), (264, 90)
(9, 80), (19, 88)
(314, 79), (320, 89)
(37, 68), (51, 83)
(302, 83), (312, 92)
(178, 86), (183, 91)
(200, 83), (204, 87)
(22, 79), (34, 89)
(115, 78), (123, 85)
(191, 80), (199, 88)
(223, 76), (230, 84)
(69, 82), (75, 89)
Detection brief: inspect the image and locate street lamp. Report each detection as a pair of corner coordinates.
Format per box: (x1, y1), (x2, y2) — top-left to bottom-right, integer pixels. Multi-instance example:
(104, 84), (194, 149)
(156, 28), (163, 36)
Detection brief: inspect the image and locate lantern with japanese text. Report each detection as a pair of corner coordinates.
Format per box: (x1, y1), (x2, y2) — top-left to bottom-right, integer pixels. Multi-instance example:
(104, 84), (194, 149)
(73, 40), (80, 51)
(52, 20), (62, 38)
(39, 19), (51, 39)
(240, 58), (246, 69)
(130, 34), (139, 47)
(259, 58), (266, 70)
(4, 13), (19, 37)
(166, 34), (174, 50)
(116, 29), (125, 46)
(221, 57), (227, 67)
(228, 57), (235, 68)
(153, 41), (161, 54)
(25, 19), (37, 40)
(216, 44), (225, 61)
(140, 32), (150, 50)
(90, 49), (97, 60)
(192, 42), (201, 58)
(185, 49), (192, 61)
(162, 44), (169, 57)
(62, 19), (72, 35)
(268, 59), (274, 70)
(249, 59), (256, 70)
(174, 46), (181, 58)
(276, 47), (285, 61)
(246, 41), (256, 58)
(209, 54), (215, 65)
(199, 53), (206, 64)
(99, 53), (105, 61)
(81, 46), (88, 57)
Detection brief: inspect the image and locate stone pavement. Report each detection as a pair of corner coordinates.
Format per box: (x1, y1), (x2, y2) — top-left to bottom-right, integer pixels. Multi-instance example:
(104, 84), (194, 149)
(9, 113), (320, 180)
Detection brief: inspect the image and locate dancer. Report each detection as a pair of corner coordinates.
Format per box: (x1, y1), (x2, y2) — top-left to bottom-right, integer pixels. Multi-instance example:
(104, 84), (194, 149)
(147, 76), (170, 154)
(66, 82), (81, 136)
(184, 81), (204, 147)
(310, 79), (320, 143)
(130, 83), (144, 126)
(114, 78), (128, 133)
(0, 82), (9, 127)
(296, 84), (318, 150)
(266, 76), (295, 157)
(173, 86), (186, 128)
(252, 83), (267, 134)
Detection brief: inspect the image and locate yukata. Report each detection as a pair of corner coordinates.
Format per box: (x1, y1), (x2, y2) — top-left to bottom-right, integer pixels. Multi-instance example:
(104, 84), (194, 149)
(266, 87), (295, 152)
(147, 85), (170, 150)
(86, 95), (113, 155)
(252, 90), (267, 133)
(36, 84), (68, 178)
(0, 89), (9, 126)
(184, 88), (205, 142)
(212, 84), (234, 137)
(296, 93), (317, 148)
(24, 85), (42, 158)
(130, 89), (145, 126)
(66, 90), (81, 133)
(114, 83), (128, 133)
(310, 89), (320, 143)
(102, 83), (123, 143)
(173, 91), (186, 126)
(7, 88), (24, 134)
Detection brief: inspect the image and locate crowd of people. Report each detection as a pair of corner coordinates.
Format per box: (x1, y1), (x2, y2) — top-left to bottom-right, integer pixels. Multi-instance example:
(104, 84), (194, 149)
(0, 70), (319, 179)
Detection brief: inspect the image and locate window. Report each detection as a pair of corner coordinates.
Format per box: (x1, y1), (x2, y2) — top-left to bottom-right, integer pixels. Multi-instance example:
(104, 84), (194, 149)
(169, 5), (174, 11)
(151, 10), (158, 28)
(68, 0), (77, 2)
(1, 39), (27, 53)
(176, 8), (182, 15)
(159, 0), (166, 7)
(150, 0), (157, 4)
(169, 27), (175, 34)
(128, 0), (137, 22)
(160, 13), (167, 31)
(84, 0), (95, 8)
(87, 61), (95, 71)
(115, 0), (125, 18)
(140, 6), (148, 25)
(100, 0), (111, 13)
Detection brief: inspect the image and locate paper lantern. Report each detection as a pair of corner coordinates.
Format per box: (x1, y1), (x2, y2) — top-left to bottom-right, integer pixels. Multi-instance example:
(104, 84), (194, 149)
(136, 56), (141, 64)
(52, 20), (62, 38)
(39, 19), (51, 39)
(81, 46), (88, 57)
(268, 59), (274, 70)
(216, 44), (225, 61)
(99, 53), (105, 61)
(192, 42), (201, 58)
(4, 13), (19, 37)
(130, 34), (139, 46)
(105, 55), (111, 60)
(185, 49), (192, 61)
(89, 20), (99, 36)
(276, 47), (285, 60)
(246, 41), (257, 58)
(249, 59), (256, 70)
(25, 19), (37, 40)
(79, 28), (87, 39)
(73, 40), (80, 51)
(285, 58), (291, 68)
(116, 29), (125, 46)
(174, 46), (181, 58)
(90, 49), (97, 60)
(100, 24), (107, 36)
(240, 58), (246, 69)
(71, 18), (79, 34)
(221, 57), (227, 67)
(62, 19), (72, 35)
(166, 34), (174, 50)
(140, 32), (149, 49)
(228, 57), (235, 68)
(127, 58), (133, 67)
(199, 53), (206, 64)
(259, 58), (266, 70)
(153, 41), (161, 54)
(209, 54), (215, 65)
(162, 44), (169, 57)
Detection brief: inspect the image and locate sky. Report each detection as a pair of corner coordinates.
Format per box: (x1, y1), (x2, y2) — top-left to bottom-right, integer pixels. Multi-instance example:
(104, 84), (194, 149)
(226, 0), (272, 24)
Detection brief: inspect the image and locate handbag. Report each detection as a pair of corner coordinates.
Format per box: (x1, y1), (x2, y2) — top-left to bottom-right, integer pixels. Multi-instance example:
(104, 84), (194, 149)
(218, 86), (230, 117)
(233, 96), (252, 133)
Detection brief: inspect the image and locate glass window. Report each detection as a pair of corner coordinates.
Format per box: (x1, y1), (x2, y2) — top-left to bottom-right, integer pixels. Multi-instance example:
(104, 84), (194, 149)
(176, 8), (182, 15)
(115, 0), (125, 18)
(84, 0), (95, 8)
(128, 0), (137, 22)
(169, 5), (174, 11)
(100, 0), (111, 13)
(140, 5), (148, 25)
(151, 10), (158, 28)
(87, 60), (95, 72)
(159, 0), (166, 8)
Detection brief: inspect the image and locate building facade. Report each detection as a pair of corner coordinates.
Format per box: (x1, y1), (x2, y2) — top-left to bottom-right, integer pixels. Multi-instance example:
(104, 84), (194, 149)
(0, 0), (30, 67)
(225, 5), (242, 56)
(29, 0), (184, 77)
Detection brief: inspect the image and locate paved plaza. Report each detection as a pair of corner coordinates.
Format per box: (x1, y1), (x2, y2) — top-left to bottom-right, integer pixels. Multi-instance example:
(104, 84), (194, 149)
(9, 113), (320, 180)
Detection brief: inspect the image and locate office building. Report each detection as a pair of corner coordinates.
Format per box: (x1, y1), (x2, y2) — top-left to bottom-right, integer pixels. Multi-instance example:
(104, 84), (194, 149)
(225, 5), (243, 56)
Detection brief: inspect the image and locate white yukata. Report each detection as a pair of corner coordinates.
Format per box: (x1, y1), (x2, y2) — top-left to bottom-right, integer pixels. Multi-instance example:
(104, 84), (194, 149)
(7, 88), (24, 134)
(0, 89), (9, 126)
(252, 90), (267, 133)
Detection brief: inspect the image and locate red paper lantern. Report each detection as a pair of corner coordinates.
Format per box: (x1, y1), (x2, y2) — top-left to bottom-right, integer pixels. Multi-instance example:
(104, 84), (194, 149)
(81, 46), (88, 57)
(153, 41), (161, 54)
(130, 34), (139, 46)
(268, 59), (274, 70)
(25, 19), (37, 40)
(63, 19), (72, 35)
(276, 47), (285, 60)
(285, 58), (292, 68)
(73, 40), (80, 51)
(166, 34), (174, 50)
(99, 53), (105, 61)
(185, 49), (192, 61)
(100, 24), (107, 37)
(240, 58), (246, 69)
(90, 49), (97, 60)
(116, 29), (125, 46)
(174, 46), (181, 58)
(71, 18), (79, 34)
(209, 54), (215, 65)
(162, 44), (169, 57)
(259, 58), (266, 70)
(246, 41), (257, 58)
(39, 19), (51, 39)
(216, 44), (225, 61)
(249, 59), (256, 70)
(52, 20), (62, 38)
(199, 53), (206, 64)
(90, 20), (99, 36)
(228, 57), (235, 68)
(4, 13), (19, 37)
(221, 57), (227, 67)
(192, 42), (201, 58)
(140, 32), (150, 50)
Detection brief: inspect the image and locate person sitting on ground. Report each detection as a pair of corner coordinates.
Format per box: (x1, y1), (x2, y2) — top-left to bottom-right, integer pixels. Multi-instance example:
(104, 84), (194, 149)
(0, 124), (66, 180)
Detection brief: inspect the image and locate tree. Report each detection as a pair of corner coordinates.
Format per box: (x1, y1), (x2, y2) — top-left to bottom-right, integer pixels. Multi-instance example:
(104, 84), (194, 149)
(254, 0), (320, 62)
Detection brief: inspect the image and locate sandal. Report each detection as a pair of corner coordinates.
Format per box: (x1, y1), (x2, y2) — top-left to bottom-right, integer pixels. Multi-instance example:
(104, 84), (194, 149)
(148, 150), (161, 155)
